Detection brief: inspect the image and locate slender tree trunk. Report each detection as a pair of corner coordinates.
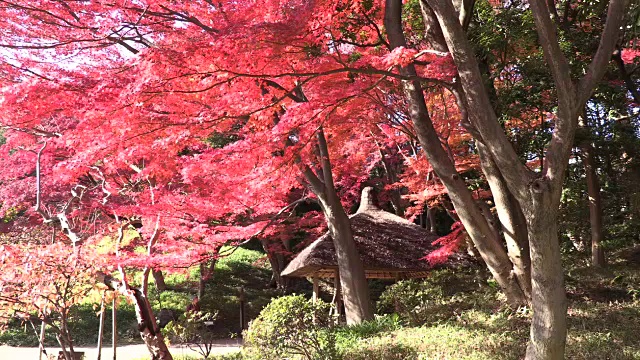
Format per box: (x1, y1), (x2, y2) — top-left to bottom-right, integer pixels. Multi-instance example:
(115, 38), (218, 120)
(427, 206), (437, 233)
(582, 143), (606, 267)
(524, 195), (567, 360)
(131, 292), (172, 360)
(38, 320), (46, 360)
(301, 128), (373, 324)
(152, 270), (167, 292)
(377, 144), (405, 216)
(384, 0), (528, 307)
(260, 238), (287, 288)
(198, 263), (206, 299)
(318, 186), (373, 324)
(97, 297), (105, 360)
(421, 0), (531, 301)
(99, 274), (173, 360)
(477, 143), (532, 300)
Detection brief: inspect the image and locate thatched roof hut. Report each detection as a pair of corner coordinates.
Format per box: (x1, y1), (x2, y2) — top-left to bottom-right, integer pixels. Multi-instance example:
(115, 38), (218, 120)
(282, 187), (468, 281)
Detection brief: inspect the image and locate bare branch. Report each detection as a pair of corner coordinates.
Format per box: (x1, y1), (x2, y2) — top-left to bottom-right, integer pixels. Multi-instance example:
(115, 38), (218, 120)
(34, 141), (49, 219)
(577, 0), (629, 105)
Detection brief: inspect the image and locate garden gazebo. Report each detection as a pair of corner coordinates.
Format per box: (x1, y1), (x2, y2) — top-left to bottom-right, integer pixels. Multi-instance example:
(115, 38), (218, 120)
(281, 187), (470, 311)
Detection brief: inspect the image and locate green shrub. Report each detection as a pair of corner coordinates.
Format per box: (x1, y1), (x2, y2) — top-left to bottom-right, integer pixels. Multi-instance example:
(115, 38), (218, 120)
(377, 269), (495, 326)
(163, 311), (219, 359)
(341, 342), (418, 360)
(244, 294), (338, 360)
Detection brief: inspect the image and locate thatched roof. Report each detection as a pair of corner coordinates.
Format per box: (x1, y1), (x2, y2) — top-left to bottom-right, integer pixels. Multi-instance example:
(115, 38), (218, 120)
(282, 188), (469, 279)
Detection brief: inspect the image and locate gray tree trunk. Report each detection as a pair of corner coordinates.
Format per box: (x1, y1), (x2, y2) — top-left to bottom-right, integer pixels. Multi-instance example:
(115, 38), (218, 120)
(152, 270), (167, 292)
(418, 0), (626, 357)
(301, 128), (373, 324)
(384, 0), (528, 307)
(318, 192), (373, 324)
(99, 273), (173, 360)
(524, 193), (567, 360)
(477, 142), (532, 300)
(582, 143), (606, 267)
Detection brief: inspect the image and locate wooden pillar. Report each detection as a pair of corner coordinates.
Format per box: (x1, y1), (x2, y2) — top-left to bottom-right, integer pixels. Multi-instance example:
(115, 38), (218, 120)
(112, 297), (117, 360)
(312, 275), (319, 304)
(333, 270), (342, 316)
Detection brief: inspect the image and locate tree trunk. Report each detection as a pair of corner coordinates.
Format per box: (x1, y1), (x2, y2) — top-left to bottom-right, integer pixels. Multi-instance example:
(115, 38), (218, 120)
(99, 274), (173, 360)
(427, 206), (437, 233)
(301, 128), (373, 324)
(318, 189), (373, 324)
(477, 142), (532, 300)
(416, 0), (626, 357)
(582, 143), (606, 267)
(131, 292), (172, 360)
(152, 270), (167, 292)
(524, 193), (567, 360)
(377, 145), (405, 216)
(384, 0), (528, 307)
(260, 238), (287, 289)
(198, 263), (206, 299)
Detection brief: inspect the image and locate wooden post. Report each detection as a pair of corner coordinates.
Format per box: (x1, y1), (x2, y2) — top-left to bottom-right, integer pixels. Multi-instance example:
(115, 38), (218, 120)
(38, 320), (46, 360)
(112, 297), (117, 360)
(312, 275), (319, 304)
(333, 270), (342, 316)
(238, 286), (246, 333)
(97, 297), (105, 360)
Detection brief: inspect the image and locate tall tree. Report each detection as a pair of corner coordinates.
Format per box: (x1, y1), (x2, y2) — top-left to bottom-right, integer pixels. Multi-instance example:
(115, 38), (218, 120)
(415, 0), (628, 358)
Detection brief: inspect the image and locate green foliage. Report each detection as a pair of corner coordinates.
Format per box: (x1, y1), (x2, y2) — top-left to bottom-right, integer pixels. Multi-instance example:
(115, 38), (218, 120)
(244, 295), (338, 360)
(0, 303), (139, 347)
(377, 269), (495, 326)
(163, 311), (219, 359)
(333, 314), (403, 355)
(198, 247), (278, 336)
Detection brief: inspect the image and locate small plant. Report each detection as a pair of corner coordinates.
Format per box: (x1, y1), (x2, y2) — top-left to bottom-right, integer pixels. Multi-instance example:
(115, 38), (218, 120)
(244, 294), (338, 360)
(163, 311), (219, 359)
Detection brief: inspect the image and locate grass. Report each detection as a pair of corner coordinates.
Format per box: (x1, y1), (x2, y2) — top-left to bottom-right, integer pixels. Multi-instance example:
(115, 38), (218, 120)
(336, 247), (640, 360)
(233, 246), (640, 360)
(4, 245), (640, 360)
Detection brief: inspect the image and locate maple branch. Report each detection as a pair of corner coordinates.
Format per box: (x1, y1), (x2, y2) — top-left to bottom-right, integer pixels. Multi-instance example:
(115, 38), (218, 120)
(262, 79), (308, 103)
(577, 0), (629, 105)
(34, 141), (48, 219)
(2, 126), (61, 138)
(316, 127), (336, 191)
(89, 166), (112, 205)
(300, 163), (326, 195)
(158, 5), (219, 33)
(528, 0), (576, 109)
(141, 215), (161, 296)
(218, 196), (316, 257)
(222, 65), (439, 84)
(424, 0), (534, 201)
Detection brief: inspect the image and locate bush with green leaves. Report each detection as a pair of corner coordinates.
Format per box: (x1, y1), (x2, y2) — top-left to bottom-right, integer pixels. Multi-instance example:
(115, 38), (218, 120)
(163, 311), (219, 359)
(377, 269), (494, 326)
(244, 294), (338, 360)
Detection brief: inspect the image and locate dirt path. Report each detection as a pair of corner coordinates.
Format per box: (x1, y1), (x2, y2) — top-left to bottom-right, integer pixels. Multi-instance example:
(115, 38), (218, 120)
(0, 339), (242, 359)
